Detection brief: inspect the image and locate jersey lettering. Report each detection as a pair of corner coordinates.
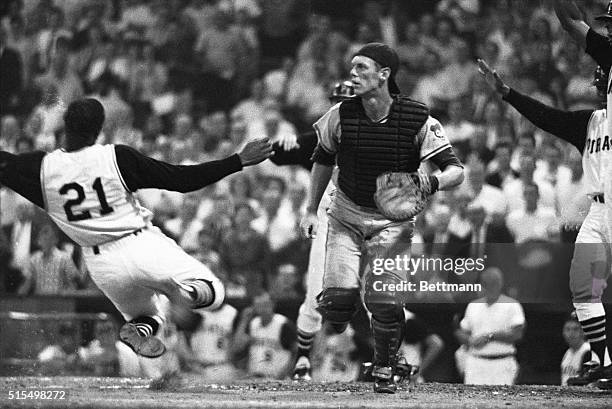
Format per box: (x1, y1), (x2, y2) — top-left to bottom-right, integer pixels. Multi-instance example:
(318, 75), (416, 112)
(586, 135), (612, 154)
(60, 177), (114, 221)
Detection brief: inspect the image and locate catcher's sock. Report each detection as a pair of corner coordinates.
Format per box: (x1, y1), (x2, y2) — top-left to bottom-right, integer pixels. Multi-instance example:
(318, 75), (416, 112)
(580, 316), (607, 365)
(297, 328), (315, 359)
(132, 316), (161, 337)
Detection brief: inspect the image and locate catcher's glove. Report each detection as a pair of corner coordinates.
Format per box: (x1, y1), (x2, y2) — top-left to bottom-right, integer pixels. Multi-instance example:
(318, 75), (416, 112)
(374, 171), (438, 221)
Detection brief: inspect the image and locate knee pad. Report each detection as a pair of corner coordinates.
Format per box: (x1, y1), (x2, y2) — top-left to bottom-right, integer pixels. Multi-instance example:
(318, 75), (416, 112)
(365, 296), (404, 323)
(316, 287), (360, 325)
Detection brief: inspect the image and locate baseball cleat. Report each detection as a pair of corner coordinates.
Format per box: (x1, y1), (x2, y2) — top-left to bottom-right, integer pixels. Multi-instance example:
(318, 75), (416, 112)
(292, 356), (312, 381)
(373, 365), (397, 394)
(119, 322), (166, 358)
(597, 377), (612, 390)
(567, 361), (607, 386)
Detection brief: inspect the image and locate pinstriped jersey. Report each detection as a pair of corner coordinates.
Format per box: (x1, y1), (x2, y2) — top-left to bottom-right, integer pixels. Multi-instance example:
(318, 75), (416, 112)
(41, 144), (151, 246)
(248, 314), (292, 378)
(584, 109), (609, 194)
(191, 305), (238, 365)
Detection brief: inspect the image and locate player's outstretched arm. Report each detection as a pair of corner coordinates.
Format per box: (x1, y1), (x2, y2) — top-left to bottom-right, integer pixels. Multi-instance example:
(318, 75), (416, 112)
(236, 137), (274, 166)
(477, 59), (593, 152)
(114, 138), (272, 193)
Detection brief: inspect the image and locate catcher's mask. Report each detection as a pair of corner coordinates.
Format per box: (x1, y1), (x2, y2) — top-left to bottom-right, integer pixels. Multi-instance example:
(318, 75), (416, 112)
(330, 81), (355, 103)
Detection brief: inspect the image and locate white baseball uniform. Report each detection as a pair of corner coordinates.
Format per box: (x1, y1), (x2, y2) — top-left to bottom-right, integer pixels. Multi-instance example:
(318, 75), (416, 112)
(41, 145), (225, 322)
(248, 314), (293, 379)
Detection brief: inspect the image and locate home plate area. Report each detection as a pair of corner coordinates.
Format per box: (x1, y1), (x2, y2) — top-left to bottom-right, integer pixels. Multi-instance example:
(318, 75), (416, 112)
(1, 376), (611, 409)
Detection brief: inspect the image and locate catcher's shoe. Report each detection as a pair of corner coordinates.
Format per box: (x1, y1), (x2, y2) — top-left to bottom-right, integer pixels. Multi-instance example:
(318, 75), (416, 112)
(567, 361), (608, 386)
(394, 356), (419, 384)
(119, 322), (166, 358)
(292, 356), (312, 381)
(372, 365), (397, 394)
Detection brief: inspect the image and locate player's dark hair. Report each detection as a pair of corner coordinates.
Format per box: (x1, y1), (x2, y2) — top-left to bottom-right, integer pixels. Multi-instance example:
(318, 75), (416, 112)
(63, 98), (105, 142)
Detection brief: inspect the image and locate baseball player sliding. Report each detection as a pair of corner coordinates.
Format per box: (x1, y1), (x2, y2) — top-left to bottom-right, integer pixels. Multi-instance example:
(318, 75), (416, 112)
(300, 43), (464, 393)
(553, 0), (612, 389)
(0, 98), (272, 380)
(478, 58), (611, 389)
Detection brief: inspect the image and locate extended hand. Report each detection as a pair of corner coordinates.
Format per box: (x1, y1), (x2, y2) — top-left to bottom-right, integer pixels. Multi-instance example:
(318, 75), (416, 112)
(238, 137), (274, 166)
(477, 59), (509, 97)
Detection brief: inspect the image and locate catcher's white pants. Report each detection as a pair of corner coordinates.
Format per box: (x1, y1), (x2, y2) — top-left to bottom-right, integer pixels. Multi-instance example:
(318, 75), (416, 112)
(83, 225), (224, 377)
(296, 192), (331, 334)
(463, 353), (518, 385)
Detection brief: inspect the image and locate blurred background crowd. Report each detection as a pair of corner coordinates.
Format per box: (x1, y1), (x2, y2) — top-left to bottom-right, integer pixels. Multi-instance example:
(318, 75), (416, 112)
(1, 0), (611, 385)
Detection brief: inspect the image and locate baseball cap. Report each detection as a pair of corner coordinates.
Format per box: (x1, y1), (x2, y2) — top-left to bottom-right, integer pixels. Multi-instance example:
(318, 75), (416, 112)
(353, 42), (401, 95)
(595, 0), (612, 22)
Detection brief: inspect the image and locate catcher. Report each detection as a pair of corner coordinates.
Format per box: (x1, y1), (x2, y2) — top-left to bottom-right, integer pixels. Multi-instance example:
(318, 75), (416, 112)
(300, 43), (464, 393)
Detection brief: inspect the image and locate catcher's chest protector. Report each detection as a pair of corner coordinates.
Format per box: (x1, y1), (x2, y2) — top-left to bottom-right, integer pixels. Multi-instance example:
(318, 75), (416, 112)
(337, 97), (429, 208)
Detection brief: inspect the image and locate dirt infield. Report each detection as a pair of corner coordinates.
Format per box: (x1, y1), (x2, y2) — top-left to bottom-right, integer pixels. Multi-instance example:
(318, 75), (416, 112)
(1, 376), (611, 409)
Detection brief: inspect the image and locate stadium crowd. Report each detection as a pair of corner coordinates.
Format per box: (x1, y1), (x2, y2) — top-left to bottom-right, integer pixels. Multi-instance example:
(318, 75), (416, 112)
(0, 0), (608, 384)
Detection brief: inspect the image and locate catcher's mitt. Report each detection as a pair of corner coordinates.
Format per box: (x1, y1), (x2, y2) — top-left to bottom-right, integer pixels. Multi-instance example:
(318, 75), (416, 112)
(374, 171), (435, 221)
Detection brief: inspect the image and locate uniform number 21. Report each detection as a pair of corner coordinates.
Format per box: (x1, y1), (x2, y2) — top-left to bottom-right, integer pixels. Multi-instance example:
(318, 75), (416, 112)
(60, 177), (114, 221)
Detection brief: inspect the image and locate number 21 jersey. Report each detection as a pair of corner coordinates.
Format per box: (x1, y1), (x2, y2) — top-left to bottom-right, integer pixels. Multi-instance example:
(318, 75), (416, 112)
(41, 144), (151, 246)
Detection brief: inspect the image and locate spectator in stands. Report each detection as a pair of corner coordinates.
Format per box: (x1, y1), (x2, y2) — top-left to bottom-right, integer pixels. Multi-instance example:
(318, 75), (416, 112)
(194, 9), (243, 111)
(455, 267), (525, 385)
(311, 323), (361, 382)
(17, 224), (81, 296)
(398, 309), (445, 383)
(0, 26), (23, 116)
(506, 183), (557, 243)
(79, 319), (120, 377)
(465, 160), (507, 217)
(232, 291), (296, 379)
(220, 201), (270, 297)
(5, 203), (42, 275)
(180, 302), (240, 382)
(444, 98), (477, 145)
(231, 78), (267, 125)
(35, 34), (83, 107)
(561, 312), (600, 386)
(486, 142), (517, 189)
(38, 322), (82, 375)
(504, 153), (556, 213)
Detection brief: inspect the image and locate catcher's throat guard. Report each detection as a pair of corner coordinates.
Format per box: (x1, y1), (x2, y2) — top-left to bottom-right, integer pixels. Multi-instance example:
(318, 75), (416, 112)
(373, 171), (433, 221)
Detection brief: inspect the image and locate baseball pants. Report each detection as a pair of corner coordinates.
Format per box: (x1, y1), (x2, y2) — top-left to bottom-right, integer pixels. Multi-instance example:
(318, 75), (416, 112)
(323, 188), (413, 303)
(570, 203), (611, 312)
(296, 191), (331, 334)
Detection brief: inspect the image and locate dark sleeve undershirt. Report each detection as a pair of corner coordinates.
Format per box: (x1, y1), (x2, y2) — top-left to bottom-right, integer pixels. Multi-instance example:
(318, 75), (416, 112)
(503, 88), (593, 152)
(0, 150), (46, 208)
(114, 145), (243, 192)
(269, 131), (318, 170)
(586, 28), (612, 73)
(429, 146), (463, 170)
